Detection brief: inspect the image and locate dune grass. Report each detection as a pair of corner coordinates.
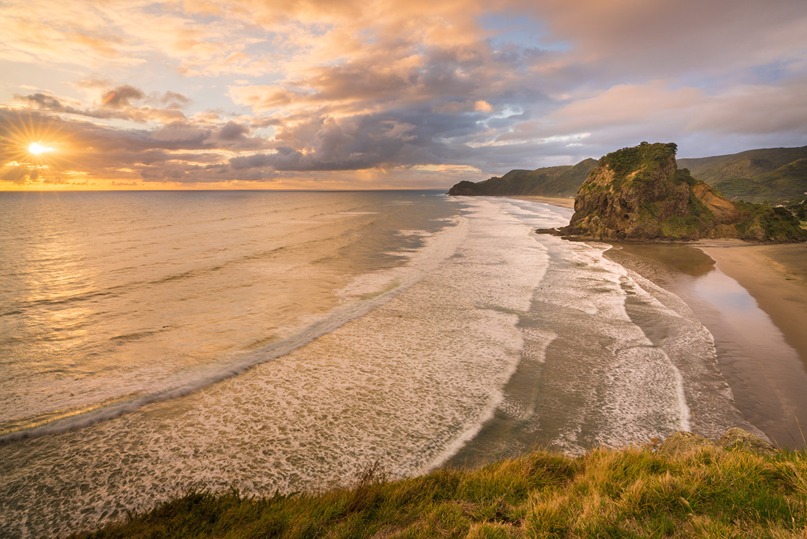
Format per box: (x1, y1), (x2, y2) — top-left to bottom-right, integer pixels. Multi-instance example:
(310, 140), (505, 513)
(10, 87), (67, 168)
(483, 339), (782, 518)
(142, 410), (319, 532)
(74, 431), (807, 539)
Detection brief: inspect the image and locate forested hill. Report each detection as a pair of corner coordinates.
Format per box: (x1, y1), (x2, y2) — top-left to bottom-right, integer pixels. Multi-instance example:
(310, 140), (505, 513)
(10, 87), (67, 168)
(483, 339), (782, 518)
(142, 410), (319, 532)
(450, 146), (807, 204)
(447, 158), (597, 197)
(678, 146), (807, 203)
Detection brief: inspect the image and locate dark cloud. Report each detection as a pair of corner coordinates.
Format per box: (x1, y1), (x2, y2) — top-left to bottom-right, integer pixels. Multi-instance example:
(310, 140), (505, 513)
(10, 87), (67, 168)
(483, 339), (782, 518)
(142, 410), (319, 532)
(225, 105), (489, 174)
(217, 121), (248, 140)
(19, 93), (64, 110)
(101, 85), (145, 108)
(15, 93), (89, 116)
(151, 122), (210, 144)
(203, 121), (270, 151)
(14, 86), (188, 125)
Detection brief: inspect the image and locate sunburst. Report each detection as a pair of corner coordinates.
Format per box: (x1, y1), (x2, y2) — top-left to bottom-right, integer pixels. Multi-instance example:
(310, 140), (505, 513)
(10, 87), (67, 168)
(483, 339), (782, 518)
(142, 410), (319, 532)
(0, 111), (72, 186)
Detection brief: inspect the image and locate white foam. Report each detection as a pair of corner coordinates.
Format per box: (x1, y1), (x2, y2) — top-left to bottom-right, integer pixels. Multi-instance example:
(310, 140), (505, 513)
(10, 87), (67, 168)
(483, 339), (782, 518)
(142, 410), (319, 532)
(0, 197), (554, 537)
(521, 236), (699, 452)
(615, 264), (754, 439)
(0, 216), (470, 445)
(522, 327), (558, 364)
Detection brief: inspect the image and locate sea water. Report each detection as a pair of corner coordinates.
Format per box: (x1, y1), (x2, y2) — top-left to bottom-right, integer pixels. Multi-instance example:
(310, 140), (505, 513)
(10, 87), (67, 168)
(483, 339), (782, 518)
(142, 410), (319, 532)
(0, 191), (770, 537)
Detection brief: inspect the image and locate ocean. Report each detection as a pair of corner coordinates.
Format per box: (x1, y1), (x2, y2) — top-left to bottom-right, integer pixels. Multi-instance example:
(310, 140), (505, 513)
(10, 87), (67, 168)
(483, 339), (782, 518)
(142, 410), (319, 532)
(0, 190), (794, 537)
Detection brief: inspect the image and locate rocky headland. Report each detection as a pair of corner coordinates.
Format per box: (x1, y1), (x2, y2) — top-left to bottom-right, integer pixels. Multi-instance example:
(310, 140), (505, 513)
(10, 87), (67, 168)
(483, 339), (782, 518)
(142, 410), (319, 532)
(542, 142), (807, 242)
(449, 144), (807, 206)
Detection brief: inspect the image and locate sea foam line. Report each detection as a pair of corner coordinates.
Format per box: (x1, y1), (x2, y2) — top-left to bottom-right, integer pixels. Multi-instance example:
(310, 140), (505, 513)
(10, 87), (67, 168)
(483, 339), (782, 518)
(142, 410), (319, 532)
(0, 217), (469, 446)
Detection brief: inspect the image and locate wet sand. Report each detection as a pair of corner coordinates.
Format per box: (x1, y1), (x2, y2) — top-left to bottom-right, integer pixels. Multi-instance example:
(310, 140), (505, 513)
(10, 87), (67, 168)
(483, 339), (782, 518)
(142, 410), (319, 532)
(504, 194), (807, 447)
(512, 195), (576, 209)
(607, 242), (807, 448)
(698, 241), (807, 364)
(522, 196), (807, 446)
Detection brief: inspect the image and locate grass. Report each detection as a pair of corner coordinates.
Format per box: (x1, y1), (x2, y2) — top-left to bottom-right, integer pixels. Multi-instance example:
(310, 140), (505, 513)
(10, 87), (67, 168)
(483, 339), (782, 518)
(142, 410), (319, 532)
(73, 431), (807, 539)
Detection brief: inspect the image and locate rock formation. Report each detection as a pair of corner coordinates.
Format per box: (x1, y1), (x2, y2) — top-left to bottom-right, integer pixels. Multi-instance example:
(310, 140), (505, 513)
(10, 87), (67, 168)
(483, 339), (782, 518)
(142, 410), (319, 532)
(553, 142), (806, 242)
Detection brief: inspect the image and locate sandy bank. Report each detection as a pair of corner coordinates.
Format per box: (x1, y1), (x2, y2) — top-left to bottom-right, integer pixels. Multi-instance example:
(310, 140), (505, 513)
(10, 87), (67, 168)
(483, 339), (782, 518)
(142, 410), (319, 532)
(698, 241), (807, 365)
(511, 195), (575, 209)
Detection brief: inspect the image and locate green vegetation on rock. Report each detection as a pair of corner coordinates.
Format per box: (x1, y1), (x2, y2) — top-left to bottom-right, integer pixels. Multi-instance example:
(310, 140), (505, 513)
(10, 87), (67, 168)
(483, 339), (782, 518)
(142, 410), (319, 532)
(74, 430), (807, 539)
(566, 143), (714, 240)
(450, 145), (807, 206)
(558, 142), (807, 242)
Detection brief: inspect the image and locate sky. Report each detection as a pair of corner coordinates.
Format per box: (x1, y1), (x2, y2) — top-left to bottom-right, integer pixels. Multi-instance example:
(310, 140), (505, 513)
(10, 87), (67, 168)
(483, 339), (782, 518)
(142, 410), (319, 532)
(1, 0), (807, 190)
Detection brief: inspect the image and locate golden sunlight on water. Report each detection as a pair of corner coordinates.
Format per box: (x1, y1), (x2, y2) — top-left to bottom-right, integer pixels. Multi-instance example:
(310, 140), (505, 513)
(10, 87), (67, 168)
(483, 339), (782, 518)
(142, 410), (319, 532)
(21, 210), (94, 367)
(0, 191), (457, 439)
(0, 193), (803, 539)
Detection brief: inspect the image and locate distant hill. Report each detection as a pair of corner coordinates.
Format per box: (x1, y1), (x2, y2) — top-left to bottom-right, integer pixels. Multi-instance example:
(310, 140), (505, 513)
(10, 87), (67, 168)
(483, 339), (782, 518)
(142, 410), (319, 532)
(549, 142), (806, 242)
(450, 146), (807, 204)
(447, 158), (597, 197)
(676, 146), (807, 203)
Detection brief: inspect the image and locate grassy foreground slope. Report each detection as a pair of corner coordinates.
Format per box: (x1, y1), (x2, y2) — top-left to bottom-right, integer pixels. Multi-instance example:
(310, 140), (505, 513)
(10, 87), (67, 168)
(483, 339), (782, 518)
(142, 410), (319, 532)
(76, 430), (807, 539)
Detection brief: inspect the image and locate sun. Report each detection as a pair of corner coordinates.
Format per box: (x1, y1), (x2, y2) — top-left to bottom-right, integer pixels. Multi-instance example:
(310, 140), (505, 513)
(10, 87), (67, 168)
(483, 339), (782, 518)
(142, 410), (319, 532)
(1, 114), (65, 165)
(28, 142), (55, 156)
(0, 112), (80, 188)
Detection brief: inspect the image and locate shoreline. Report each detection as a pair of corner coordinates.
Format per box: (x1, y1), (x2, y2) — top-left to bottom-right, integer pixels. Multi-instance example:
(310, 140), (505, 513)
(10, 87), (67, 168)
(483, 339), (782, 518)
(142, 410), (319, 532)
(519, 191), (807, 366)
(696, 240), (807, 366)
(513, 192), (807, 447)
(509, 195), (576, 209)
(605, 241), (807, 448)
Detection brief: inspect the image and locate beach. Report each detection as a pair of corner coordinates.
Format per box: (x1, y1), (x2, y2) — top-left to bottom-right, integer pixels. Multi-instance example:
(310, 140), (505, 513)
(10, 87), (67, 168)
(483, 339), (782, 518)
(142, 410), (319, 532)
(512, 195), (576, 209)
(521, 195), (807, 447)
(699, 241), (807, 365)
(508, 195), (574, 209)
(605, 241), (807, 448)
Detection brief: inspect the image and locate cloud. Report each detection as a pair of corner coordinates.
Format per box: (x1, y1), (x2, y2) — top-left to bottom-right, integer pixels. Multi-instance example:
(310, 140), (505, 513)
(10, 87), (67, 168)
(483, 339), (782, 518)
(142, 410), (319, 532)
(688, 78), (807, 135)
(228, 85), (305, 112)
(101, 85), (145, 108)
(2, 0), (807, 188)
(160, 91), (192, 108)
(19, 93), (65, 110)
(542, 82), (703, 134)
(508, 0), (807, 77)
(14, 85), (191, 125)
(535, 78), (807, 140)
(217, 121), (249, 141)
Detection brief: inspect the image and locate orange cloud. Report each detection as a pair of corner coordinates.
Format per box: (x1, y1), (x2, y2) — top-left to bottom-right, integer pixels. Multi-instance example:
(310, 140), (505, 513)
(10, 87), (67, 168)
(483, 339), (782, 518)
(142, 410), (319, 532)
(3, 0), (807, 190)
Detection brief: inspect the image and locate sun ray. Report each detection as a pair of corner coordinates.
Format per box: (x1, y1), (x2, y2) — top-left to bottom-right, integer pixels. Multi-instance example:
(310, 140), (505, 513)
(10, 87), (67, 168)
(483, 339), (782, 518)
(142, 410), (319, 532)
(1, 111), (75, 187)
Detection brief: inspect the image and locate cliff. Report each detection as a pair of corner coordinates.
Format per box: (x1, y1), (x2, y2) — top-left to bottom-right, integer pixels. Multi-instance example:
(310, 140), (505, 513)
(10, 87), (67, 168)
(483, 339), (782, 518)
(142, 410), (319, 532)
(448, 158), (597, 197)
(555, 142), (807, 242)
